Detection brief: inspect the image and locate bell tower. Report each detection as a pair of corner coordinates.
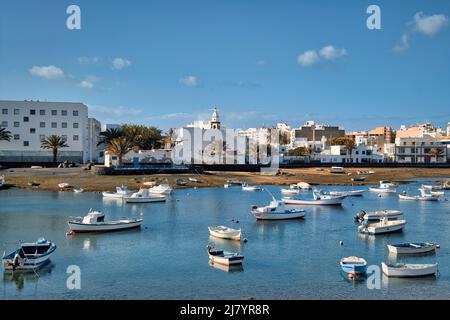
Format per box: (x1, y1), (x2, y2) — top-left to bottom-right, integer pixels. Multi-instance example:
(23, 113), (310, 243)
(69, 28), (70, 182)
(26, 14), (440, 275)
(210, 107), (221, 129)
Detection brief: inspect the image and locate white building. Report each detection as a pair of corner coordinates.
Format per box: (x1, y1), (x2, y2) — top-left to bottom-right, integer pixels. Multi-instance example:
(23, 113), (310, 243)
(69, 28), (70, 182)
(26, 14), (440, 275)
(101, 123), (121, 132)
(0, 100), (98, 163)
(447, 122), (450, 136)
(318, 145), (384, 163)
(88, 118), (103, 163)
(394, 136), (447, 163)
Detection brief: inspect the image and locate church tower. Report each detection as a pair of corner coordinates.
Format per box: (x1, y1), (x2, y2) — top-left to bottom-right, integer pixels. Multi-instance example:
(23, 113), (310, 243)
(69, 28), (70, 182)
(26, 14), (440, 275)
(210, 107), (221, 129)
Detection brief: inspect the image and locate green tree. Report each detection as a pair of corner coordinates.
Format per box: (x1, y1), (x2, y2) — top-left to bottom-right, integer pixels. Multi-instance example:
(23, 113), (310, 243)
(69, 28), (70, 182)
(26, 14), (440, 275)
(332, 137), (356, 163)
(40, 135), (69, 163)
(105, 137), (133, 166)
(0, 128), (12, 142)
(122, 124), (163, 150)
(430, 147), (444, 163)
(97, 127), (123, 147)
(288, 147), (310, 157)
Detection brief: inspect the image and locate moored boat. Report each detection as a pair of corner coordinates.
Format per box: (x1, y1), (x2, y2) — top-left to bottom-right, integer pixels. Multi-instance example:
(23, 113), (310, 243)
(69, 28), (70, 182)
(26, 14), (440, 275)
(0, 175), (4, 188)
(176, 181), (187, 186)
(206, 246), (244, 266)
(381, 262), (438, 277)
(351, 177), (366, 182)
(354, 210), (403, 222)
(296, 182), (311, 190)
(387, 242), (437, 255)
(369, 180), (397, 193)
(330, 189), (365, 197)
(2, 238), (57, 272)
(123, 188), (166, 203)
(67, 209), (143, 233)
(102, 185), (132, 198)
(148, 184), (173, 195)
(242, 184), (262, 191)
(340, 256), (367, 275)
(251, 198), (306, 220)
(208, 226), (241, 241)
(358, 217), (406, 235)
(58, 182), (70, 189)
(281, 188), (300, 195)
(283, 189), (345, 206)
(73, 188), (84, 193)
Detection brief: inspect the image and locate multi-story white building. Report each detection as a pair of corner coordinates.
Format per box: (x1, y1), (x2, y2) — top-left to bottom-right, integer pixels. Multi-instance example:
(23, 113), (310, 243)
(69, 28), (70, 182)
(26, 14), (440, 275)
(0, 100), (99, 163)
(317, 145), (384, 163)
(394, 136), (447, 163)
(88, 118), (103, 163)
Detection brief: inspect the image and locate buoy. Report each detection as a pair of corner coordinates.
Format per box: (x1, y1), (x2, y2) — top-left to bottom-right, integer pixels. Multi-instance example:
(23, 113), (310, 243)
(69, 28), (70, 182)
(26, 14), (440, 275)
(339, 240), (344, 246)
(378, 194), (382, 197)
(243, 238), (248, 243)
(66, 230), (76, 236)
(235, 220), (239, 223)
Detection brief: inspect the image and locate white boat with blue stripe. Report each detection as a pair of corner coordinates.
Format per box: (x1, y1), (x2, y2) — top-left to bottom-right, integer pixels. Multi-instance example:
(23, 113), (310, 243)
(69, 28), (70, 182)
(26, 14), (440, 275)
(2, 238), (56, 272)
(340, 256), (367, 276)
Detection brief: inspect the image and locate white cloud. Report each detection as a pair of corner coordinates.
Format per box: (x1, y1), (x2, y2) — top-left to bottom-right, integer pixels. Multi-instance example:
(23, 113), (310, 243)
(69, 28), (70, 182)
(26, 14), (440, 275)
(297, 50), (319, 66)
(413, 12), (448, 36)
(393, 34), (410, 52)
(78, 56), (100, 66)
(255, 60), (266, 65)
(319, 45), (347, 60)
(112, 57), (131, 70)
(29, 65), (65, 79)
(79, 75), (99, 89)
(179, 75), (197, 87)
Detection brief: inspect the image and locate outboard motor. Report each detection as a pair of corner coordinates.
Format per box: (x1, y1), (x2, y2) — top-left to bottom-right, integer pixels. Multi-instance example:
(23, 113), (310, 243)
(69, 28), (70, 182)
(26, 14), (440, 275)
(12, 251), (24, 271)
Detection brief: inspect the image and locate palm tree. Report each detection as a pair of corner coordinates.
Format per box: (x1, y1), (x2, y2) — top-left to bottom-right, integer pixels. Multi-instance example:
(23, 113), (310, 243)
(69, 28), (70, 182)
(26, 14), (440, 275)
(344, 139), (356, 163)
(0, 128), (12, 142)
(430, 147), (444, 163)
(96, 127), (123, 147)
(40, 135), (69, 163)
(105, 137), (132, 166)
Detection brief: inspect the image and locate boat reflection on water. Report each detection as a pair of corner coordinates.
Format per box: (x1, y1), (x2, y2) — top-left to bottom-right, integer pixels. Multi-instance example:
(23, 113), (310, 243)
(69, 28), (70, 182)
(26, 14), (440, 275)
(340, 271), (366, 284)
(208, 236), (243, 252)
(3, 261), (55, 290)
(208, 261), (244, 273)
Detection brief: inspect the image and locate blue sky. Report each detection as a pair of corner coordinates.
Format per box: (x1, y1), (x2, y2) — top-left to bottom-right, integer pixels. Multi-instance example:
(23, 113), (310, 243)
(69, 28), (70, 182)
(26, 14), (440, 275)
(0, 0), (449, 132)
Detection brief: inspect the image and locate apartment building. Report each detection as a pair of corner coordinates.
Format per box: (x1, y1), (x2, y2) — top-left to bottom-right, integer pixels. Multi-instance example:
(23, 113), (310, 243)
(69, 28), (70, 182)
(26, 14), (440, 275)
(394, 136), (447, 163)
(0, 100), (100, 163)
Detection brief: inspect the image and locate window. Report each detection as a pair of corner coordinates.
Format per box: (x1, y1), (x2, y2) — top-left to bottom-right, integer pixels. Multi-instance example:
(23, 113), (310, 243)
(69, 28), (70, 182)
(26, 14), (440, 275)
(23, 141), (29, 147)
(30, 109), (36, 115)
(14, 109), (20, 115)
(51, 110), (57, 116)
(40, 122), (45, 128)
(51, 122), (57, 128)
(2, 108), (7, 115)
(40, 110), (45, 116)
(398, 147), (405, 154)
(39, 135), (46, 141)
(14, 134), (20, 140)
(355, 151), (359, 155)
(30, 128), (36, 134)
(99, 151), (104, 158)
(23, 116), (29, 122)
(73, 122), (79, 129)
(62, 122), (67, 128)
(14, 121), (20, 127)
(1, 121), (7, 127)
(62, 135), (68, 141)
(73, 135), (79, 141)
(62, 110), (67, 116)
(73, 110), (79, 116)
(362, 151), (366, 155)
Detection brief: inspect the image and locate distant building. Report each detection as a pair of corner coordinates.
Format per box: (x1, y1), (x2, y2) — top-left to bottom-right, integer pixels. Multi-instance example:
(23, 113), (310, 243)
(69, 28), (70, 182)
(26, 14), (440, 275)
(292, 121), (345, 146)
(394, 136), (447, 163)
(447, 122), (450, 136)
(317, 145), (384, 163)
(396, 123), (440, 139)
(0, 100), (97, 163)
(88, 118), (103, 163)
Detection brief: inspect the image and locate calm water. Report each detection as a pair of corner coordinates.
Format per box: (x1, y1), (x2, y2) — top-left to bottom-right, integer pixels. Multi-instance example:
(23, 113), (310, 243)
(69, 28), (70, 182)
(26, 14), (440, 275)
(1, 181), (450, 300)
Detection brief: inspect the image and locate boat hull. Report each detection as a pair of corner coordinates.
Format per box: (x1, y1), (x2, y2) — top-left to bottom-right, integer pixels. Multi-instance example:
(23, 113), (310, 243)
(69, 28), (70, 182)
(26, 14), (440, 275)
(68, 219), (143, 232)
(2, 243), (57, 271)
(102, 192), (129, 199)
(208, 255), (244, 266)
(208, 228), (241, 241)
(341, 264), (367, 275)
(124, 197), (166, 203)
(359, 221), (406, 235)
(387, 243), (436, 254)
(251, 211), (306, 220)
(369, 187), (397, 193)
(382, 262), (438, 277)
(330, 190), (364, 197)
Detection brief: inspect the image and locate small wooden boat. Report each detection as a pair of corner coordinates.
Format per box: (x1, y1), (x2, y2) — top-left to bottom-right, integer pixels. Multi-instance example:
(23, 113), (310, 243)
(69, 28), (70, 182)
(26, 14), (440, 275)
(251, 199), (306, 220)
(340, 256), (367, 275)
(329, 166), (345, 174)
(2, 238), (56, 272)
(387, 242), (437, 255)
(226, 180), (244, 186)
(369, 180), (397, 193)
(400, 189), (440, 201)
(381, 262), (438, 277)
(68, 209), (143, 233)
(283, 189), (345, 206)
(73, 188), (84, 193)
(102, 185), (132, 198)
(330, 189), (365, 197)
(357, 170), (374, 175)
(208, 226), (241, 241)
(58, 182), (70, 189)
(148, 184), (173, 195)
(354, 210), (403, 222)
(124, 189), (166, 203)
(351, 177), (366, 182)
(27, 180), (40, 187)
(209, 261), (243, 272)
(242, 184), (262, 191)
(188, 177), (199, 183)
(206, 246), (244, 266)
(358, 218), (406, 235)
(176, 181), (187, 186)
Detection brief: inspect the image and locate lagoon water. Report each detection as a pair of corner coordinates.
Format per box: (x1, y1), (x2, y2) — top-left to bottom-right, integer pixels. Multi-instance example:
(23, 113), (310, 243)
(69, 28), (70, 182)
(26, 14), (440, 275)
(1, 181), (450, 300)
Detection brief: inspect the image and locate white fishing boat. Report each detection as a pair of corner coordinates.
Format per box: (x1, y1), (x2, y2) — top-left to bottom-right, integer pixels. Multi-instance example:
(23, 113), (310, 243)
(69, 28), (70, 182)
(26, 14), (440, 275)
(329, 189), (365, 197)
(58, 182), (70, 189)
(148, 184), (173, 195)
(2, 238), (57, 271)
(387, 242), (437, 255)
(242, 184), (262, 191)
(368, 180), (397, 193)
(400, 188), (440, 201)
(329, 166), (345, 174)
(358, 217), (406, 235)
(123, 188), (166, 203)
(73, 188), (84, 193)
(354, 210), (403, 222)
(206, 246), (244, 266)
(208, 226), (241, 241)
(251, 198), (306, 220)
(421, 184), (443, 191)
(283, 189), (345, 206)
(398, 194), (419, 200)
(102, 185), (132, 198)
(188, 177), (199, 182)
(224, 183), (230, 188)
(0, 175), (4, 188)
(381, 262), (438, 277)
(296, 182), (311, 190)
(67, 209), (143, 233)
(281, 188), (300, 195)
(340, 256), (367, 275)
(430, 190), (445, 196)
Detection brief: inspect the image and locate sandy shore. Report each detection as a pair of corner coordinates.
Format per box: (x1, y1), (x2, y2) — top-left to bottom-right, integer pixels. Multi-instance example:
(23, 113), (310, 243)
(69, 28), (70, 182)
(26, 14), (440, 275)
(1, 167), (449, 192)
